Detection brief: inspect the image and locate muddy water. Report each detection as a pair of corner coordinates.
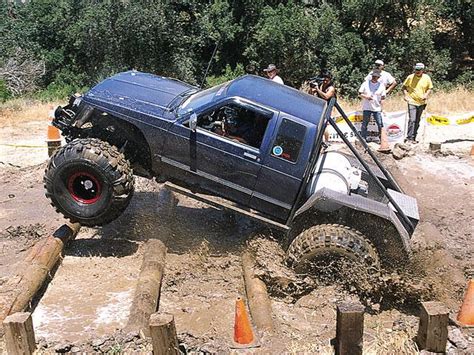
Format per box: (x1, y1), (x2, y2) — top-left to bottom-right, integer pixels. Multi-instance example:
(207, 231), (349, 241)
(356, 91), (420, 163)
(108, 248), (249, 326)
(32, 237), (142, 343)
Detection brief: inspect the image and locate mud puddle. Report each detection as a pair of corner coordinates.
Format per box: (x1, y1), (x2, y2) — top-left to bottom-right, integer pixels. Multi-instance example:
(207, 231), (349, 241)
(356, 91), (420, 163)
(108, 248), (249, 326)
(32, 236), (142, 343)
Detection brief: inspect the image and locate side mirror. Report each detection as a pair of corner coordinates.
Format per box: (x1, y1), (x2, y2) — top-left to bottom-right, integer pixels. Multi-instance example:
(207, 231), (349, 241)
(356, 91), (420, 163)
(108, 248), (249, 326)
(189, 113), (198, 132)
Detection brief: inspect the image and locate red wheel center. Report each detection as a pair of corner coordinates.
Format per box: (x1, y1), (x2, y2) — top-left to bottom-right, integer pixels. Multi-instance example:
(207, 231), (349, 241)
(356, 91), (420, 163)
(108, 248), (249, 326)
(67, 171), (102, 204)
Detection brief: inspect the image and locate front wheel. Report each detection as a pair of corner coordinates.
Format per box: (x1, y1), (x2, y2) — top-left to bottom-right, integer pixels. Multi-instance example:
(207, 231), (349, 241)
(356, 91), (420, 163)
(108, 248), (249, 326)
(286, 224), (380, 276)
(44, 138), (134, 226)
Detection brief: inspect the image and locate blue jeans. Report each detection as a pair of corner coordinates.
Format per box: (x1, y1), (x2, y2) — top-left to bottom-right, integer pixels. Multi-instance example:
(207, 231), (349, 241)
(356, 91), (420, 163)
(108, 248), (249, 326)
(361, 111), (383, 140)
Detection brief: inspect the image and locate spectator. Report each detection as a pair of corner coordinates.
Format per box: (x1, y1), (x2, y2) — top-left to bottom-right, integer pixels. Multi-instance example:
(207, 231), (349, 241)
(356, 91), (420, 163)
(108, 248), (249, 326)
(263, 64), (284, 84)
(365, 59), (397, 95)
(309, 69), (336, 100)
(309, 69), (336, 142)
(358, 69), (386, 141)
(402, 63), (433, 143)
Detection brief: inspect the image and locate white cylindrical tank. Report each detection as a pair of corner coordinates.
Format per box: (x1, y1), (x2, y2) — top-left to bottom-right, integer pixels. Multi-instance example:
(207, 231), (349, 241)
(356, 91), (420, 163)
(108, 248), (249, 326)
(307, 151), (362, 211)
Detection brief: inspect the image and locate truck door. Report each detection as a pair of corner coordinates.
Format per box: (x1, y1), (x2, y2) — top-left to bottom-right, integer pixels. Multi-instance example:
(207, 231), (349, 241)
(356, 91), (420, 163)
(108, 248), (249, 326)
(250, 115), (316, 222)
(164, 98), (276, 206)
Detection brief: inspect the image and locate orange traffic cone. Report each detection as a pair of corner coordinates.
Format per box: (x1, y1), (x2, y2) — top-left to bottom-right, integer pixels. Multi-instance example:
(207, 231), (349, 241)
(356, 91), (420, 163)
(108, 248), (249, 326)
(457, 279), (474, 327)
(46, 125), (62, 157)
(233, 297), (255, 346)
(378, 128), (391, 153)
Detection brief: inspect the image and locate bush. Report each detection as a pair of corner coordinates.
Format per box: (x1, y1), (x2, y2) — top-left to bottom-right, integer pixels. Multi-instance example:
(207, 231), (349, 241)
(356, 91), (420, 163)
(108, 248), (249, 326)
(205, 63), (245, 88)
(35, 82), (88, 102)
(0, 79), (12, 102)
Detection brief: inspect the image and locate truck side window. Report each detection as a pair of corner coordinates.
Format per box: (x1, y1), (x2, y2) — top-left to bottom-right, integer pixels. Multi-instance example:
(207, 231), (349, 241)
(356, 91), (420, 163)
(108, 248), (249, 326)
(272, 118), (306, 163)
(196, 104), (270, 149)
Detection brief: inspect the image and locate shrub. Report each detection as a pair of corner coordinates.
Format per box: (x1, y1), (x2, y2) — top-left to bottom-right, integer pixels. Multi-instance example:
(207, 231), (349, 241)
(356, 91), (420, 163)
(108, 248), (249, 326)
(0, 79), (12, 102)
(205, 63), (245, 88)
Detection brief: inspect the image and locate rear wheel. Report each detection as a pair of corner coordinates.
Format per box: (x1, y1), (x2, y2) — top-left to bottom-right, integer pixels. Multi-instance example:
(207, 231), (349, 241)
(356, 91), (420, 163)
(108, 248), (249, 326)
(286, 224), (380, 276)
(44, 138), (134, 226)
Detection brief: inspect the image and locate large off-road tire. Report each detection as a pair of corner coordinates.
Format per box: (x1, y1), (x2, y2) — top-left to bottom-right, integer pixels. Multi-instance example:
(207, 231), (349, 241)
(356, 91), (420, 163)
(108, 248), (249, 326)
(44, 138), (134, 226)
(286, 224), (380, 274)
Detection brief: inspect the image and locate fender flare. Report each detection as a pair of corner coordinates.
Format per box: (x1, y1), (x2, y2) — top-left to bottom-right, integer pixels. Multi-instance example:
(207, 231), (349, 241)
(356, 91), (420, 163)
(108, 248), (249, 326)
(294, 188), (414, 264)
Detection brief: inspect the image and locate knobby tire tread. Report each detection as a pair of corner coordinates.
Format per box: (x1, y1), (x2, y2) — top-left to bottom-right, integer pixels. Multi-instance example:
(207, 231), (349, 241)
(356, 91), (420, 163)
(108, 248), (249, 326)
(44, 138), (134, 226)
(287, 223), (380, 269)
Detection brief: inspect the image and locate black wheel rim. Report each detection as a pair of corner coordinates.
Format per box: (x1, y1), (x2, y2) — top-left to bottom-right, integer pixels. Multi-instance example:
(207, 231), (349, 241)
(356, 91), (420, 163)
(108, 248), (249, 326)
(67, 171), (102, 204)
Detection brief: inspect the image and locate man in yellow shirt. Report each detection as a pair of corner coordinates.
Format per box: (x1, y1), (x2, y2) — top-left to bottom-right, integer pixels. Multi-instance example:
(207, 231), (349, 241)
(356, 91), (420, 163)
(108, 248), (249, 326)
(402, 63), (433, 142)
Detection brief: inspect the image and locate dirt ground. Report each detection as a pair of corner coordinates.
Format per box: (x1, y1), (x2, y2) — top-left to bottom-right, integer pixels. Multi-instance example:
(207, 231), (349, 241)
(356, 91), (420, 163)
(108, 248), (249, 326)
(0, 115), (473, 354)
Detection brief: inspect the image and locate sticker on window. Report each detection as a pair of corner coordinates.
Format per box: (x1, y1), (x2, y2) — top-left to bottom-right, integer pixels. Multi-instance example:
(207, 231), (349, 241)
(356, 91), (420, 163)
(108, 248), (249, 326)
(272, 119), (306, 162)
(272, 145), (283, 156)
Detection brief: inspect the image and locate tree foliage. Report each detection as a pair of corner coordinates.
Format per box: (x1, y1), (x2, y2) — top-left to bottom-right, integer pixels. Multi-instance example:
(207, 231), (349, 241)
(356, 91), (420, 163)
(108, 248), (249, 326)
(0, 0), (472, 99)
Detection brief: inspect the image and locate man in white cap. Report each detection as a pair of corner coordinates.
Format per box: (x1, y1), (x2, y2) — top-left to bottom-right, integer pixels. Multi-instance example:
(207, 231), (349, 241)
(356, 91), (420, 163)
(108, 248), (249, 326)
(263, 64), (284, 84)
(402, 63), (433, 142)
(358, 69), (386, 142)
(364, 59), (397, 95)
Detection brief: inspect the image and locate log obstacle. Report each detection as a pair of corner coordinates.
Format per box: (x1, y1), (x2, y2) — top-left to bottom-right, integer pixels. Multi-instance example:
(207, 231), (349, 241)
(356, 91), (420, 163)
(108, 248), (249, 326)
(417, 301), (449, 353)
(149, 312), (179, 355)
(0, 223), (80, 333)
(3, 312), (36, 355)
(126, 239), (167, 337)
(241, 251), (274, 333)
(335, 302), (365, 355)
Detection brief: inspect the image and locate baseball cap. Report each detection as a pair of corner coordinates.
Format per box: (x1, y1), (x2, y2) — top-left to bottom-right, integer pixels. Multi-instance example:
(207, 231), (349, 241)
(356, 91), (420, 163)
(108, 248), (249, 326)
(370, 69), (382, 77)
(263, 64), (278, 72)
(374, 59), (384, 66)
(414, 63), (425, 70)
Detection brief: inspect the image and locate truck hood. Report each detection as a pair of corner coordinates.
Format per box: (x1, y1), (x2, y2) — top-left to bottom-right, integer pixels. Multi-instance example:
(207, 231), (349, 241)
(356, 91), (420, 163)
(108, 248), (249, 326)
(83, 71), (197, 120)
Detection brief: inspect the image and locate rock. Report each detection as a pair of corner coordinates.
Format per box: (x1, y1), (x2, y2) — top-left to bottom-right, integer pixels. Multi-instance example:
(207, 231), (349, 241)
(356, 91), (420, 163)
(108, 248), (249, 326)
(392, 319), (406, 331)
(37, 337), (48, 349)
(135, 338), (146, 345)
(371, 303), (381, 312)
(448, 327), (469, 349)
(392, 143), (411, 160)
(53, 343), (72, 353)
(124, 331), (139, 343)
(92, 338), (106, 348)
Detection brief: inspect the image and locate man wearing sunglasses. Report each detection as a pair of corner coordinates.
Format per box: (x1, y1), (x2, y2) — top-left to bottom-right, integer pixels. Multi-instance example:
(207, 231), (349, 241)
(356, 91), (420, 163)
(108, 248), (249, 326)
(402, 63), (433, 143)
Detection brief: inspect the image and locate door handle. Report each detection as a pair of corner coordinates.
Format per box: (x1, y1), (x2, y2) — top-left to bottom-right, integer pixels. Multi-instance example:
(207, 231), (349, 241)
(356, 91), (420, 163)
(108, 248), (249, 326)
(243, 151), (258, 160)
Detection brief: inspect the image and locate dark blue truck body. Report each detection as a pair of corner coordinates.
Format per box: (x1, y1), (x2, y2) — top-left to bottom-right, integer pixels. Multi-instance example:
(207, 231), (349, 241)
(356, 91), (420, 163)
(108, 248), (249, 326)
(81, 71), (327, 223)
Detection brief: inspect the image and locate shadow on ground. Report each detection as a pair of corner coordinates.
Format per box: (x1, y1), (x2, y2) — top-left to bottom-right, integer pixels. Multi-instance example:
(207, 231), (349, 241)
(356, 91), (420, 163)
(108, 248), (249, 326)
(74, 190), (264, 256)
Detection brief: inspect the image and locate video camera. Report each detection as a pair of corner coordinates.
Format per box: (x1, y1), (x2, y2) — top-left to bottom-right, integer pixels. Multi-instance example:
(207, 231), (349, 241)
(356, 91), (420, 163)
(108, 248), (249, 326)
(308, 76), (325, 88)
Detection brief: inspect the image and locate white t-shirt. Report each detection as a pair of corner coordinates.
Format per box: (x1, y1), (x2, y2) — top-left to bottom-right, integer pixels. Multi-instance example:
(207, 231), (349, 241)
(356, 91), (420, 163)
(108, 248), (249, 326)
(358, 80), (386, 111)
(365, 70), (395, 88)
(272, 75), (284, 85)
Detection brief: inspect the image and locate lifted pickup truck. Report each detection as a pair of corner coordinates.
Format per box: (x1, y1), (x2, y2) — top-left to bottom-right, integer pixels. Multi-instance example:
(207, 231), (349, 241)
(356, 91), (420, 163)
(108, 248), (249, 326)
(45, 71), (419, 270)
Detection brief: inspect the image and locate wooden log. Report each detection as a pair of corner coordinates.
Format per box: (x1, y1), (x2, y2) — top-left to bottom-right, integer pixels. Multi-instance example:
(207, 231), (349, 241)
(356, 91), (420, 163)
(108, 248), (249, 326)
(0, 223), (80, 330)
(417, 301), (449, 352)
(429, 142), (442, 152)
(3, 312), (36, 355)
(149, 312), (179, 355)
(126, 239), (167, 336)
(241, 251), (274, 332)
(335, 302), (365, 355)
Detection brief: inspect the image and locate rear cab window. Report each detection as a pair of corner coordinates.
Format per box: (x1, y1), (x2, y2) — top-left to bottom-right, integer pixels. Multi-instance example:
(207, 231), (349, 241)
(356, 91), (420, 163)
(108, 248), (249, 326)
(271, 118), (306, 163)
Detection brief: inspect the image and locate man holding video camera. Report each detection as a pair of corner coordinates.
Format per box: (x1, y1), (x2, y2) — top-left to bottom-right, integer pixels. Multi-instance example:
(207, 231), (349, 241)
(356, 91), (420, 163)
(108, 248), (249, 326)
(309, 69), (336, 101)
(309, 70), (336, 142)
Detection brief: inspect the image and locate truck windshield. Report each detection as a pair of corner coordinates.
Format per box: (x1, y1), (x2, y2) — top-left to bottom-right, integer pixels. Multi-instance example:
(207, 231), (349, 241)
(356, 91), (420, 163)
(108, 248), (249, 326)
(176, 82), (228, 116)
